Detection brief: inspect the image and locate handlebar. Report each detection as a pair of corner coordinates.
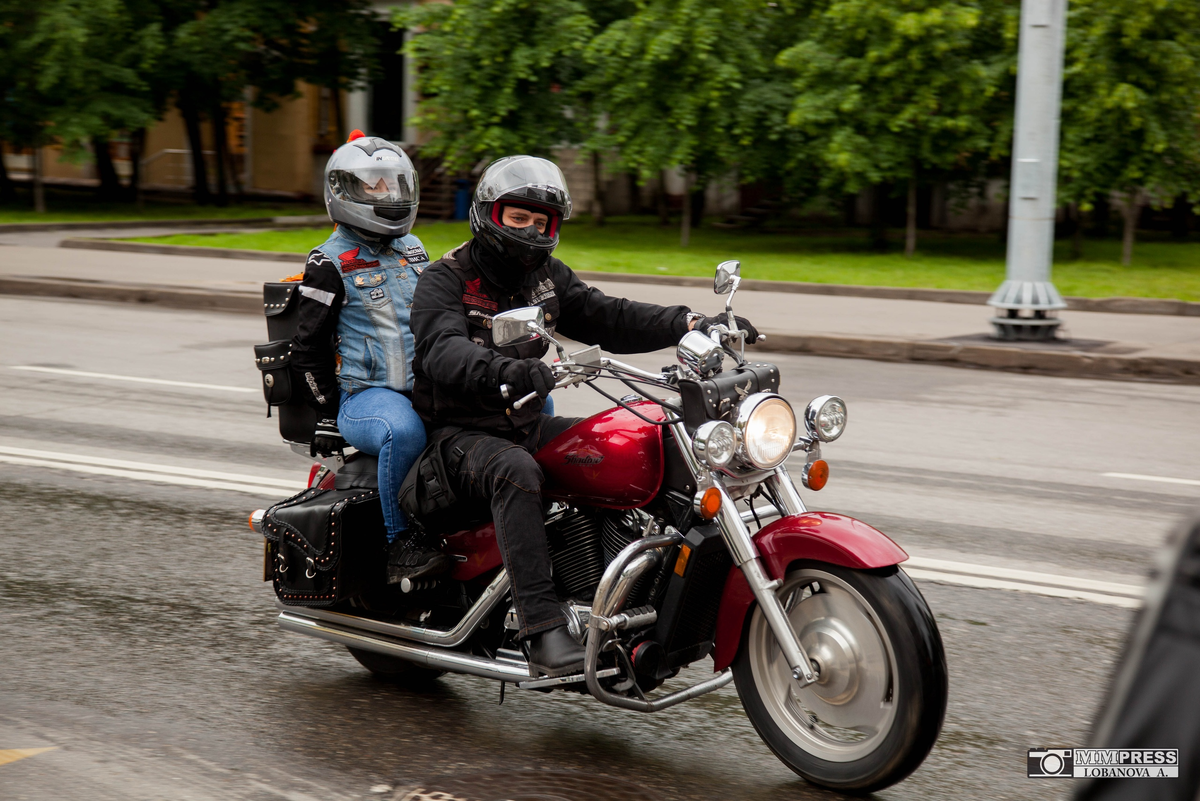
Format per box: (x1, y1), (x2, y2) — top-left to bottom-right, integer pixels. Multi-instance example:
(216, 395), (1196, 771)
(513, 374), (576, 410)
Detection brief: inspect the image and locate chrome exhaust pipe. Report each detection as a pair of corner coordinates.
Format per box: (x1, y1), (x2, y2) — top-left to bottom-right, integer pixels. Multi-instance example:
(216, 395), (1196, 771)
(273, 570), (510, 648)
(278, 610), (532, 682)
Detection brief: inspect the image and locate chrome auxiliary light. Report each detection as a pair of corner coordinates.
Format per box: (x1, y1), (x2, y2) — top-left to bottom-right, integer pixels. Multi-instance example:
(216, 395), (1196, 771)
(804, 395), (847, 442)
(692, 420), (737, 468)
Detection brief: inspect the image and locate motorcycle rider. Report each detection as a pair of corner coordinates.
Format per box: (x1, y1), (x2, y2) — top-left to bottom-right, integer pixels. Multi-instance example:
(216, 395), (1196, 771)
(291, 132), (446, 583)
(409, 155), (759, 676)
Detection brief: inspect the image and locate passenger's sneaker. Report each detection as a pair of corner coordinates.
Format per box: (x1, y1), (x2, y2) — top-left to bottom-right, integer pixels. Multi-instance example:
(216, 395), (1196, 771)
(386, 534), (449, 584)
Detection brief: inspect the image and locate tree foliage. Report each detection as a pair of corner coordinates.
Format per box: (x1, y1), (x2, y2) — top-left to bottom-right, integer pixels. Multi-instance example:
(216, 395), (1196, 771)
(581, 1), (797, 185)
(399, 0), (599, 172)
(1058, 0), (1200, 262)
(0, 0), (379, 206)
(780, 0), (1013, 251)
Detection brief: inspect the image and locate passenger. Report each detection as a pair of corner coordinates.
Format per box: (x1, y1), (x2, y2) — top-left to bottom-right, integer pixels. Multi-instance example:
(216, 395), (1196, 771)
(290, 132), (435, 584)
(409, 156), (758, 676)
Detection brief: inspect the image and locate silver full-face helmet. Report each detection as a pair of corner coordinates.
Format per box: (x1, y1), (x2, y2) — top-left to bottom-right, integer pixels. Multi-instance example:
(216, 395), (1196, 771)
(324, 136), (419, 237)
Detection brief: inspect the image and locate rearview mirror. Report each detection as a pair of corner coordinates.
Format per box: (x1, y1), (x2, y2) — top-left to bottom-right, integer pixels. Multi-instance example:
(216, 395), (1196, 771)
(492, 306), (545, 348)
(714, 260), (741, 294)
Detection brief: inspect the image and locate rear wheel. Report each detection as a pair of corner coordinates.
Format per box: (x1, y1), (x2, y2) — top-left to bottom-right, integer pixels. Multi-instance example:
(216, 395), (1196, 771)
(346, 647), (444, 686)
(733, 563), (947, 794)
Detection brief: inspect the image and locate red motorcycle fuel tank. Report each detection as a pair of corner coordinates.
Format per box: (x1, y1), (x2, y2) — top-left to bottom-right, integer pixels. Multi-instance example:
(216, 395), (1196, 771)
(536, 401), (666, 509)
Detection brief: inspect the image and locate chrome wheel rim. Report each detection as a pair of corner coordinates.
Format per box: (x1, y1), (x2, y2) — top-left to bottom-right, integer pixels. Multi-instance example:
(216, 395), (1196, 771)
(747, 568), (898, 762)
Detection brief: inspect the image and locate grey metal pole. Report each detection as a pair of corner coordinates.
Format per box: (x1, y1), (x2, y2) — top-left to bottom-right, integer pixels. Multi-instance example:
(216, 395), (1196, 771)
(988, 0), (1068, 341)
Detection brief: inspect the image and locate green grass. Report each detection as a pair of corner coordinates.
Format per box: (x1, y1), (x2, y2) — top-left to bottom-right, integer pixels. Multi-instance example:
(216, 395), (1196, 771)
(124, 216), (1200, 301)
(0, 186), (323, 224)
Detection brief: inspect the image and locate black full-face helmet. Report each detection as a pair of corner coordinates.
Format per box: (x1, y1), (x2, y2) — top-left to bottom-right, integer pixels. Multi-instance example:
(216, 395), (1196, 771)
(469, 156), (572, 279)
(324, 136), (419, 238)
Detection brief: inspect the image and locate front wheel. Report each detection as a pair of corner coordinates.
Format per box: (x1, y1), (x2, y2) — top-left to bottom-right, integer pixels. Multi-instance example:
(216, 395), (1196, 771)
(733, 563), (947, 794)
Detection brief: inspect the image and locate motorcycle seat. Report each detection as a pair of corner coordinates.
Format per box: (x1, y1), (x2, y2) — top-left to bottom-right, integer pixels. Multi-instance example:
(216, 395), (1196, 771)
(334, 454), (379, 490)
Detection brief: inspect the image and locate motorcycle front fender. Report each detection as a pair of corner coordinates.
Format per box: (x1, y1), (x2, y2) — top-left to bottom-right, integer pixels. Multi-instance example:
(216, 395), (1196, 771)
(711, 512), (908, 671)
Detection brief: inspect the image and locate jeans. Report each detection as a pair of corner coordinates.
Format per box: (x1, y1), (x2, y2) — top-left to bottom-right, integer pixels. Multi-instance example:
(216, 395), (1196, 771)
(338, 388), (427, 541)
(439, 414), (580, 639)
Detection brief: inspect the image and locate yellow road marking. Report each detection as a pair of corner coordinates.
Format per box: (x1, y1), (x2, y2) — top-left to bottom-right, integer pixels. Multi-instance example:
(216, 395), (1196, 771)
(0, 747), (58, 766)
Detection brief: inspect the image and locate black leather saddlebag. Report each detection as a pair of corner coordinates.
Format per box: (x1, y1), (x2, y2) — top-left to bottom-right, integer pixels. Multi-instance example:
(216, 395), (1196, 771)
(261, 485), (387, 607)
(258, 281), (317, 445)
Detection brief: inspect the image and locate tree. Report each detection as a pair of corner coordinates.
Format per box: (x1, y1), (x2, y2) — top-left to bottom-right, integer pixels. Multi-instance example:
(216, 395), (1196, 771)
(1058, 0), (1200, 265)
(160, 0), (379, 204)
(583, 0), (799, 245)
(0, 0), (162, 209)
(399, 0), (599, 173)
(780, 0), (1011, 254)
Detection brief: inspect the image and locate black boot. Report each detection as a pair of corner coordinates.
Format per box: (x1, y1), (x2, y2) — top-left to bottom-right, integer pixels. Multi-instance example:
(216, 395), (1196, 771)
(386, 533), (449, 585)
(523, 624), (586, 678)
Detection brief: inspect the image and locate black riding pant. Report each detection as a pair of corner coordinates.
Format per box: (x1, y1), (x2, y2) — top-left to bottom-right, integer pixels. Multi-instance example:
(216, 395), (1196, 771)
(438, 415), (580, 639)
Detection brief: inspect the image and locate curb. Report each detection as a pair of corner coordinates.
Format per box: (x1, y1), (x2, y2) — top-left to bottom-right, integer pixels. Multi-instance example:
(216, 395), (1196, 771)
(0, 275), (1196, 385)
(60, 237), (302, 263)
(0, 276), (260, 314)
(56, 237), (1200, 317)
(2, 215), (328, 234)
(757, 333), (1200, 384)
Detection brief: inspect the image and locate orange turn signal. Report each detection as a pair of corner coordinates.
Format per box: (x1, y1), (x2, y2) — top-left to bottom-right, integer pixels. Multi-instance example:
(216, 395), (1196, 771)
(803, 459), (829, 491)
(697, 487), (723, 520)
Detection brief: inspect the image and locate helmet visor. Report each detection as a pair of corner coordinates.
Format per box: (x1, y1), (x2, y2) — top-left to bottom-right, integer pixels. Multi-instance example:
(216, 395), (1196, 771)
(475, 157), (572, 220)
(331, 163), (419, 207)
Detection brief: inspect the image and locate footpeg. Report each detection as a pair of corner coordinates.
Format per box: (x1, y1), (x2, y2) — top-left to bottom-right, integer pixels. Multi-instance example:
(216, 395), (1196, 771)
(399, 578), (440, 593)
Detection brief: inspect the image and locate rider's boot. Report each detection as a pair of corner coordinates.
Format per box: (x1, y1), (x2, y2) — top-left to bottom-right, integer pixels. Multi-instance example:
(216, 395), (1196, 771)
(523, 624), (586, 677)
(386, 532), (449, 584)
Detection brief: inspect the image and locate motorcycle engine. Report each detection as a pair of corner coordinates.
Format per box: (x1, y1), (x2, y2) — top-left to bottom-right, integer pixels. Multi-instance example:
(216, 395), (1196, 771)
(546, 508), (643, 599)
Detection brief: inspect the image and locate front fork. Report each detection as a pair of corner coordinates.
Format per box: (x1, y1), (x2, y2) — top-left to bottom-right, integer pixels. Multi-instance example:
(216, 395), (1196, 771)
(671, 422), (818, 686)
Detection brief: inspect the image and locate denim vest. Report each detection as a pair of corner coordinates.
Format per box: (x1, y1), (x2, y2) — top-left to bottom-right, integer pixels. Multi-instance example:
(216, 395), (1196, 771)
(314, 226), (430, 395)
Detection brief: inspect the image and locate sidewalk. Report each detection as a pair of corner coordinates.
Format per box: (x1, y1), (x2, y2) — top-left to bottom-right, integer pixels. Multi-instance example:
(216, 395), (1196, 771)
(1, 242), (1198, 384)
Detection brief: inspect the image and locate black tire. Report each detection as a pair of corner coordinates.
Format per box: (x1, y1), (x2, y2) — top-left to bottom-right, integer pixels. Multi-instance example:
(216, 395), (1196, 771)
(346, 647), (445, 686)
(732, 562), (947, 794)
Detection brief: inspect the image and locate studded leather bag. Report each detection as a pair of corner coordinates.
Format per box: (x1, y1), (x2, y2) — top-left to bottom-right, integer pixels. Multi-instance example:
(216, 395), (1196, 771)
(261, 482), (388, 607)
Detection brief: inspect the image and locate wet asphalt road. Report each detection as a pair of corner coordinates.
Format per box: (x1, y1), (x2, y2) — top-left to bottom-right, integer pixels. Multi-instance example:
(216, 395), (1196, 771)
(2, 295), (1199, 801)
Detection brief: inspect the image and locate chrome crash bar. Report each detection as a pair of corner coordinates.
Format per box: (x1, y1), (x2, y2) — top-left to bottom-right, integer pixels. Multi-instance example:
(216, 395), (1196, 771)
(584, 532), (735, 711)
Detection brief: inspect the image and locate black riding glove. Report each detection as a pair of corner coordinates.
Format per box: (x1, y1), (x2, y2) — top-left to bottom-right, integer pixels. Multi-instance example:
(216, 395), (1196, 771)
(500, 358), (555, 401)
(694, 314), (761, 344)
(311, 418), (346, 458)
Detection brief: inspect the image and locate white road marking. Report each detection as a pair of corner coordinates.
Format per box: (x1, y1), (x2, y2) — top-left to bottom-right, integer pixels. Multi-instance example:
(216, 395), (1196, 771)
(10, 365), (257, 393)
(0, 446), (301, 489)
(0, 454), (298, 496)
(0, 442), (1151, 606)
(0, 455), (297, 497)
(1103, 471), (1200, 488)
(905, 555), (1143, 598)
(903, 567), (1142, 609)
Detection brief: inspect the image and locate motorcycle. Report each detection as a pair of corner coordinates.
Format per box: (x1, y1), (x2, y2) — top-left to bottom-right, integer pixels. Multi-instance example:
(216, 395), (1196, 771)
(249, 259), (948, 794)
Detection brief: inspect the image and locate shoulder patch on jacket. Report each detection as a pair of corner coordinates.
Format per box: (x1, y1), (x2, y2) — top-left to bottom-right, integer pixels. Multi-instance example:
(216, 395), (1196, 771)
(306, 249), (334, 269)
(442, 242), (470, 261)
(338, 246), (381, 273)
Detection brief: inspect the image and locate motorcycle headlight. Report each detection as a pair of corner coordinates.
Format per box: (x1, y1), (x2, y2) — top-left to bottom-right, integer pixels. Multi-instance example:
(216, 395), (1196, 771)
(735, 394), (796, 470)
(805, 395), (847, 442)
(692, 420), (737, 468)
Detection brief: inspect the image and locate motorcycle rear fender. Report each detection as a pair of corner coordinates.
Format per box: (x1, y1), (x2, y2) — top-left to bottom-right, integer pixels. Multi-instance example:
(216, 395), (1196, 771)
(711, 512), (908, 671)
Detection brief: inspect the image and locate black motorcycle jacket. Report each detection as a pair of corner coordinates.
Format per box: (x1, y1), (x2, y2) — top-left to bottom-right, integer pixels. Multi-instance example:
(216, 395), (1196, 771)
(411, 239), (693, 431)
